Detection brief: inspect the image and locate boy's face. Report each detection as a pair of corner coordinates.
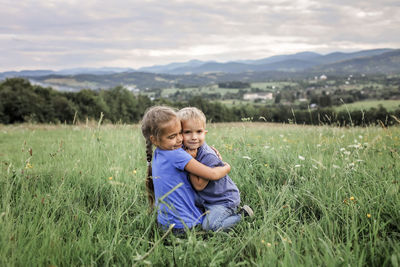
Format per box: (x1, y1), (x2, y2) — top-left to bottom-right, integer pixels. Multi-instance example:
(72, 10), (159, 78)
(181, 119), (207, 150)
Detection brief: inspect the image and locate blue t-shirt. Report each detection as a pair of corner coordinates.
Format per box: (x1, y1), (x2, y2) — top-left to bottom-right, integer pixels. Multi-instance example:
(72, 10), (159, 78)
(152, 147), (203, 229)
(195, 143), (240, 208)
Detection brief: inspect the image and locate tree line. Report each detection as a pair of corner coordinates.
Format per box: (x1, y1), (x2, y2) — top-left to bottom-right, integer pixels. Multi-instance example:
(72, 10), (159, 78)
(1, 78), (399, 126)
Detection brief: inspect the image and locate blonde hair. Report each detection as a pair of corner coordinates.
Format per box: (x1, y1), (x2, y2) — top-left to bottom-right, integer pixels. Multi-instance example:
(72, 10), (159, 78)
(140, 105), (178, 208)
(177, 107), (206, 127)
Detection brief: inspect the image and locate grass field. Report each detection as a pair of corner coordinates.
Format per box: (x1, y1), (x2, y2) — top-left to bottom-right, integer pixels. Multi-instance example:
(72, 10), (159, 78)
(1, 122), (399, 266)
(335, 100), (400, 112)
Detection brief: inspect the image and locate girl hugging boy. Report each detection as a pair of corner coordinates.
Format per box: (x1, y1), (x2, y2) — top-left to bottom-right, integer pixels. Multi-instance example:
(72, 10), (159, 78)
(141, 106), (252, 233)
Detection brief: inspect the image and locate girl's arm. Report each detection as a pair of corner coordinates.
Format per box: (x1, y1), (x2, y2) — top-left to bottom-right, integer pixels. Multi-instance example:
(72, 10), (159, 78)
(185, 158), (230, 181)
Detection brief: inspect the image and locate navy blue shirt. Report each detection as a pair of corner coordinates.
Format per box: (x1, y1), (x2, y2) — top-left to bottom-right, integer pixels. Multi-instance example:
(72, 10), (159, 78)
(153, 147), (203, 228)
(195, 143), (240, 208)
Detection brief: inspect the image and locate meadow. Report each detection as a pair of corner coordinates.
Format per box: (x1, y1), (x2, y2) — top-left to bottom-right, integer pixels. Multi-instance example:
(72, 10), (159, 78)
(0, 122), (399, 266)
(335, 100), (400, 112)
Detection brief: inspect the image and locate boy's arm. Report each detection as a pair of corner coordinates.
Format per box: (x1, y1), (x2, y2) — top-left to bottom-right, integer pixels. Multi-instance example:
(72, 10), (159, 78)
(189, 173), (209, 191)
(185, 159), (230, 181)
(184, 148), (213, 190)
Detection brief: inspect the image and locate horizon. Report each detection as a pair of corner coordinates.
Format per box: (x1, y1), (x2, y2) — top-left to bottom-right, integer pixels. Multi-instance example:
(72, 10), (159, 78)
(1, 47), (397, 73)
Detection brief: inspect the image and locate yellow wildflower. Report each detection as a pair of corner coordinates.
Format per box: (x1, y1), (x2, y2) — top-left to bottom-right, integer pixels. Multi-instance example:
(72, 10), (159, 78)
(25, 163), (33, 169)
(367, 213), (371, 218)
(133, 170), (137, 174)
(108, 177), (113, 180)
(350, 196), (355, 201)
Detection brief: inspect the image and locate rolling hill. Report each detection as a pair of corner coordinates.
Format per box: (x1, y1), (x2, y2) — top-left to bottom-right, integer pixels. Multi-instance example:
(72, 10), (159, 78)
(1, 48), (399, 91)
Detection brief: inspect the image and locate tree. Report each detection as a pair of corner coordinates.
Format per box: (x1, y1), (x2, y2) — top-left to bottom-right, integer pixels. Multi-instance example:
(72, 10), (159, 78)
(274, 93), (281, 104)
(72, 89), (109, 121)
(101, 86), (141, 123)
(0, 78), (45, 123)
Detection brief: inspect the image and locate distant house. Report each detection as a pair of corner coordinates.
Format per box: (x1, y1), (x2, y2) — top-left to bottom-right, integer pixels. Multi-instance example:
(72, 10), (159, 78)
(243, 92), (273, 101)
(320, 74), (327, 80)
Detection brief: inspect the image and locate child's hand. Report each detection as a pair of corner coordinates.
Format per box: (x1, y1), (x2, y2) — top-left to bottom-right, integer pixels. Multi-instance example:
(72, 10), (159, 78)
(223, 162), (231, 173)
(210, 146), (222, 160)
(185, 148), (197, 158)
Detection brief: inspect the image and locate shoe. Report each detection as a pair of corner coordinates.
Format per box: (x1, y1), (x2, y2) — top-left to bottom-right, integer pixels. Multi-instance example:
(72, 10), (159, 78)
(239, 205), (254, 217)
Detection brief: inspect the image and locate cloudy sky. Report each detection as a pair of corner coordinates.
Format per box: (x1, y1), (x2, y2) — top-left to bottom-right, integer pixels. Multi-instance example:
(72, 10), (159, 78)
(1, 0), (399, 71)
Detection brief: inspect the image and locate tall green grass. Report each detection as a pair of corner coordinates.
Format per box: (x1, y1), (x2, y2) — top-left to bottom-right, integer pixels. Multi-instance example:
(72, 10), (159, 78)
(335, 100), (400, 112)
(1, 123), (399, 266)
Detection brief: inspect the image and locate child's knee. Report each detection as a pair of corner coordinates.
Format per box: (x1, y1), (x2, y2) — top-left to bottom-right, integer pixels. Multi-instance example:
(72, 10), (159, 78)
(202, 217), (220, 231)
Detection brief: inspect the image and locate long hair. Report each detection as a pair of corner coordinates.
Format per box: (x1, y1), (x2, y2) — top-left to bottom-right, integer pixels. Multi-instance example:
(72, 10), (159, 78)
(140, 106), (177, 208)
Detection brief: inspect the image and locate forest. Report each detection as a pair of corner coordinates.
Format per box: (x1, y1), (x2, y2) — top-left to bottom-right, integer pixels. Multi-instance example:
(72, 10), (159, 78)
(1, 77), (399, 126)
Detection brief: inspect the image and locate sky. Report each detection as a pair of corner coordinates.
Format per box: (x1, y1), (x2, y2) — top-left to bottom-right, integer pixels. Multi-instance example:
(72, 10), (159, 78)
(1, 0), (399, 72)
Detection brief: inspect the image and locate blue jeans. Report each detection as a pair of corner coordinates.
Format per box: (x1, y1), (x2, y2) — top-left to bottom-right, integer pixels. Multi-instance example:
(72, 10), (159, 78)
(202, 204), (241, 231)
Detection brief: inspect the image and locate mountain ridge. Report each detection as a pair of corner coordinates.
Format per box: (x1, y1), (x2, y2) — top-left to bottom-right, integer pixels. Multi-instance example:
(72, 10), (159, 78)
(1, 48), (399, 91)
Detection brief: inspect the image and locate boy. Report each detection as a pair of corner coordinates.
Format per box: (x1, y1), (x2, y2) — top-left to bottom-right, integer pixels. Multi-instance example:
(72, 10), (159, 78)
(177, 107), (253, 232)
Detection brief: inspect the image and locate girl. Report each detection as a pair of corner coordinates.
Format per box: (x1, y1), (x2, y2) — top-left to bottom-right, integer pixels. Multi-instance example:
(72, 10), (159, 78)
(141, 106), (231, 232)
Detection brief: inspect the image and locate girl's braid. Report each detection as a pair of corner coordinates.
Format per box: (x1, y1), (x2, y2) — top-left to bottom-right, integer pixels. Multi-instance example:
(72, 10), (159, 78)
(145, 138), (154, 208)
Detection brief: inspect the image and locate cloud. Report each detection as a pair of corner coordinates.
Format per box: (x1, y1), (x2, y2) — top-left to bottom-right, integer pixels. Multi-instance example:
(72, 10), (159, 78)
(0, 0), (399, 71)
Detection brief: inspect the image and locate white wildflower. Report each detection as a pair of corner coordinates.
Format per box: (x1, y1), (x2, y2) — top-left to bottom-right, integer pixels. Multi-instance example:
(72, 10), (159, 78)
(298, 155), (305, 160)
(317, 144), (322, 147)
(295, 164), (301, 168)
(264, 145), (270, 149)
(340, 148), (346, 152)
(359, 135), (363, 139)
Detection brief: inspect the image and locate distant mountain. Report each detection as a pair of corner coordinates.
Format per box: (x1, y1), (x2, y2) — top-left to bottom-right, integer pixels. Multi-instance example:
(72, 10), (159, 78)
(168, 59), (319, 74)
(250, 59), (318, 72)
(169, 62), (254, 74)
(240, 51), (322, 65)
(138, 52), (324, 74)
(136, 48), (394, 74)
(313, 48), (394, 65)
(56, 67), (135, 75)
(1, 48), (399, 91)
(138, 60), (208, 73)
(314, 49), (400, 74)
(0, 67), (135, 80)
(0, 70), (55, 79)
(28, 70), (306, 92)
